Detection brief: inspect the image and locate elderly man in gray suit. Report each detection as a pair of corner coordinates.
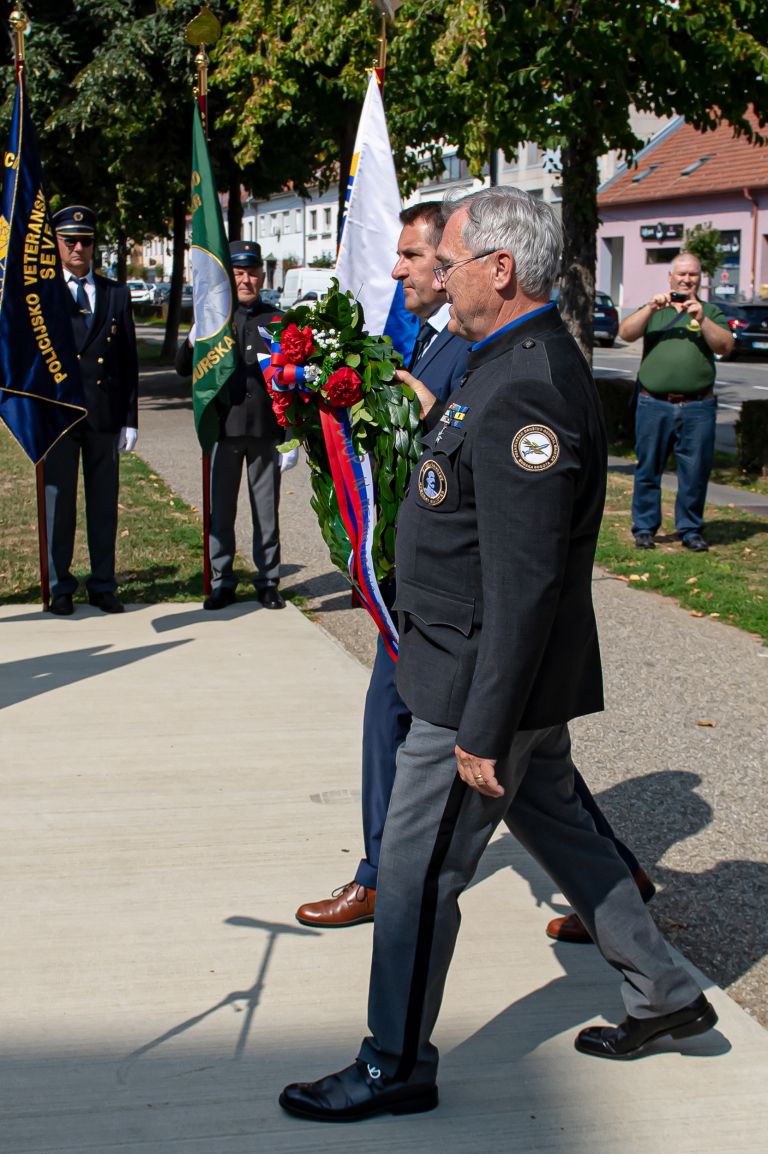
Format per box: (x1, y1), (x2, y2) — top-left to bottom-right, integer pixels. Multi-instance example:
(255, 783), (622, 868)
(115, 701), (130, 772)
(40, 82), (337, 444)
(280, 187), (716, 1123)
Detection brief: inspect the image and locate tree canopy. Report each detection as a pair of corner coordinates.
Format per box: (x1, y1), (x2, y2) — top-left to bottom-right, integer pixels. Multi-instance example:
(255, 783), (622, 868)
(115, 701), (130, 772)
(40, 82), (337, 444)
(3, 0), (767, 355)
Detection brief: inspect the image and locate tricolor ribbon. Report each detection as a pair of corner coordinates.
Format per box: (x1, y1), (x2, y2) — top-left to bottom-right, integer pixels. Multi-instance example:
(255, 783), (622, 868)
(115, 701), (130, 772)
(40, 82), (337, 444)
(263, 331), (399, 658)
(319, 406), (399, 660)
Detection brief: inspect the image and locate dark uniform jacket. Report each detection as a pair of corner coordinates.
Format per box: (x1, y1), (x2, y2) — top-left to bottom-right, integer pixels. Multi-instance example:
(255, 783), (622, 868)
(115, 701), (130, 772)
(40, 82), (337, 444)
(175, 298), (283, 440)
(66, 273), (138, 433)
(394, 306), (607, 759)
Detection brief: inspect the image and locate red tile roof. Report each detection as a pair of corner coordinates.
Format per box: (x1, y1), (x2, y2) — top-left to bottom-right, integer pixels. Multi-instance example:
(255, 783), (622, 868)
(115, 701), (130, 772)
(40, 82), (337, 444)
(598, 111), (768, 206)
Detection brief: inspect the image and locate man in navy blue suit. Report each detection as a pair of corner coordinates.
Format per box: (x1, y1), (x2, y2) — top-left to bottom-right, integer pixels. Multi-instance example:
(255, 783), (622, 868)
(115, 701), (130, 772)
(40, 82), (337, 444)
(295, 203), (469, 927)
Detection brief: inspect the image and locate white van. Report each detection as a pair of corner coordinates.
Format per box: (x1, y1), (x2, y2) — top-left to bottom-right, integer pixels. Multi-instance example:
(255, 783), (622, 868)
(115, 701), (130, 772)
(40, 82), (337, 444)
(278, 268), (335, 310)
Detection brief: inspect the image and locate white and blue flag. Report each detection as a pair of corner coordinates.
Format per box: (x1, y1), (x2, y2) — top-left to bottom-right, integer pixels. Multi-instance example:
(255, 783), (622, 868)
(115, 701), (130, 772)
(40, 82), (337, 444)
(335, 71), (418, 360)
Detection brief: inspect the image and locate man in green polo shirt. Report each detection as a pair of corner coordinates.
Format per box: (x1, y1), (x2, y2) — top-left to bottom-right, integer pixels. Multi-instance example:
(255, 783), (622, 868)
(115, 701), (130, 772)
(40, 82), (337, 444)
(619, 253), (733, 552)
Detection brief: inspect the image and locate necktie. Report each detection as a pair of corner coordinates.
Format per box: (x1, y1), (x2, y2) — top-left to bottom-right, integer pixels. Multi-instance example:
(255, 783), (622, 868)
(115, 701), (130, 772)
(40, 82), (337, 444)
(409, 321), (434, 370)
(73, 277), (92, 327)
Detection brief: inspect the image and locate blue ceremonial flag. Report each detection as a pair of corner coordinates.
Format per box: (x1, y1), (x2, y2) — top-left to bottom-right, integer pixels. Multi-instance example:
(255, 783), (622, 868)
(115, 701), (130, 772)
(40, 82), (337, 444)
(335, 71), (418, 360)
(0, 78), (85, 464)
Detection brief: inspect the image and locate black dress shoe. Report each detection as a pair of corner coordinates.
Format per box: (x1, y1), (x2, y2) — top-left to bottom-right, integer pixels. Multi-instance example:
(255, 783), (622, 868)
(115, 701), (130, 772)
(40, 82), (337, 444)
(258, 586), (285, 610)
(681, 533), (709, 552)
(203, 587), (236, 611)
(279, 1060), (438, 1123)
(575, 994), (717, 1060)
(49, 594), (74, 616)
(634, 532), (656, 549)
(88, 591), (124, 614)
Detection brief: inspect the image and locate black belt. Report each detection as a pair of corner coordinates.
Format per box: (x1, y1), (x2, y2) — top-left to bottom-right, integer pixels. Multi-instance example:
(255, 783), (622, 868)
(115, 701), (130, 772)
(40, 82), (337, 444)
(640, 386), (713, 404)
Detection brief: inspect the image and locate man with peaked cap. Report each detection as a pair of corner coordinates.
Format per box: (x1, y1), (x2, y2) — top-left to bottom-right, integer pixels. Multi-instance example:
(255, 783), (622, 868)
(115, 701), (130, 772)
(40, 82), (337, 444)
(44, 205), (139, 616)
(176, 239), (296, 610)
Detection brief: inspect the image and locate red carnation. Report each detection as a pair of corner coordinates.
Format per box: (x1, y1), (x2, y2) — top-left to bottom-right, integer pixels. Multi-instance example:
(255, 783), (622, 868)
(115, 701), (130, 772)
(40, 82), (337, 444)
(280, 323), (315, 364)
(269, 391), (294, 427)
(323, 366), (363, 408)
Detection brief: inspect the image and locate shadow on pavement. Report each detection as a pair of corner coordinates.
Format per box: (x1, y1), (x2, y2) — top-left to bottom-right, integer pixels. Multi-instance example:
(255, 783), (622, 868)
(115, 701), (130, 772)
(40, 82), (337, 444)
(470, 769), (768, 997)
(0, 639), (191, 709)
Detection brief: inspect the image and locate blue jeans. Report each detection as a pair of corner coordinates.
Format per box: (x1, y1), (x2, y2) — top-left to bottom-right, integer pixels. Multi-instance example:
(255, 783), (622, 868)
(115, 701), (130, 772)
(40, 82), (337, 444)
(632, 392), (716, 538)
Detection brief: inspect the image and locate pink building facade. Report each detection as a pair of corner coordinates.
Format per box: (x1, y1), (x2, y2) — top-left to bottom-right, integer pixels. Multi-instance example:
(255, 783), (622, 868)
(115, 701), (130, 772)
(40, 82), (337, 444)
(596, 115), (768, 315)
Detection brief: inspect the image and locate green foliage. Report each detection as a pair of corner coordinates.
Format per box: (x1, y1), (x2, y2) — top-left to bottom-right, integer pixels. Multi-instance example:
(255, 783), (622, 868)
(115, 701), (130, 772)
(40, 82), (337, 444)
(683, 222), (723, 277)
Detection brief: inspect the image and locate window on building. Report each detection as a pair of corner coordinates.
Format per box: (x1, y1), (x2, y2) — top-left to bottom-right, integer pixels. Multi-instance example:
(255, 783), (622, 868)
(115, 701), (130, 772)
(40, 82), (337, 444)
(645, 247), (681, 265)
(526, 143), (541, 166)
(283, 211), (291, 234)
(503, 150), (518, 171)
(309, 209), (317, 233)
(323, 207), (332, 228)
(295, 209), (302, 230)
(259, 217), (266, 236)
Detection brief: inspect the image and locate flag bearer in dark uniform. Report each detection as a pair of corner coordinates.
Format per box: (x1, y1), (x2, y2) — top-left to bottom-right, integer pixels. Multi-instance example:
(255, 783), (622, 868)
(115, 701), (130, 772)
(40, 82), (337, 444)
(176, 240), (295, 610)
(279, 187), (716, 1123)
(45, 205), (138, 615)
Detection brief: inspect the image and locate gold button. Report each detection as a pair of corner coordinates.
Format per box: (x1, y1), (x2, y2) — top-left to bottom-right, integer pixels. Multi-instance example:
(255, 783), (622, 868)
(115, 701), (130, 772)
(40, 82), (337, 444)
(97, 357), (104, 364)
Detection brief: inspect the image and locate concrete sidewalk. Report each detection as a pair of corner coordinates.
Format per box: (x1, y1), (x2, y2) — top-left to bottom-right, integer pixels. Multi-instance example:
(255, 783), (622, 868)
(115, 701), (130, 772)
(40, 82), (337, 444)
(2, 601), (767, 1153)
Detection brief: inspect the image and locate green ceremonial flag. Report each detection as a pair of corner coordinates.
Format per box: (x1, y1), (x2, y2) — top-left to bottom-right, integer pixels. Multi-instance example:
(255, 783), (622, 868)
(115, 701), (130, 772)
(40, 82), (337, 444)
(189, 103), (238, 454)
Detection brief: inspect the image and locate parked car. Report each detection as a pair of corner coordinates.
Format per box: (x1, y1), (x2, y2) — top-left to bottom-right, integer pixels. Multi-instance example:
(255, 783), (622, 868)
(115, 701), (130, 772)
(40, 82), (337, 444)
(127, 279), (155, 305)
(260, 288), (281, 307)
(550, 287), (619, 347)
(716, 299), (768, 358)
(153, 282), (171, 304)
(278, 267), (335, 309)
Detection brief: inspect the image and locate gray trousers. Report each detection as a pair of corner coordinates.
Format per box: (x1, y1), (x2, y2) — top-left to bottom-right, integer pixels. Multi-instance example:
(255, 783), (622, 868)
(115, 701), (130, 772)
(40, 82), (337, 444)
(209, 436), (281, 590)
(358, 719), (702, 1083)
(44, 426), (120, 596)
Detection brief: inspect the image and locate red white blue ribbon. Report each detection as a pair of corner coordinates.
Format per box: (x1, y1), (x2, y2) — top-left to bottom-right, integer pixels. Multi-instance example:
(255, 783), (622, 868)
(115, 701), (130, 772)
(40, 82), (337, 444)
(263, 333), (399, 659)
(319, 406), (399, 660)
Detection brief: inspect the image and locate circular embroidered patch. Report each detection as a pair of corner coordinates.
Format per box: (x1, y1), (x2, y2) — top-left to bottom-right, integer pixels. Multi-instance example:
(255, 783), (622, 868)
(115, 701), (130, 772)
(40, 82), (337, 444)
(511, 424), (560, 471)
(417, 458), (448, 505)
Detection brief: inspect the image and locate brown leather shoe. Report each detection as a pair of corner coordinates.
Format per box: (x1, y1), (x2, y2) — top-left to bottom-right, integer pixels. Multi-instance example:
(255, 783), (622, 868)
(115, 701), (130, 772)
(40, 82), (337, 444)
(295, 882), (376, 928)
(546, 868), (656, 944)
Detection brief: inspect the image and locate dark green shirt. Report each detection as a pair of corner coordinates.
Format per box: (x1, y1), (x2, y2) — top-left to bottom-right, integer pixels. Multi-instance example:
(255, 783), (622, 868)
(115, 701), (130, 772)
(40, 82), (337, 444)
(639, 300), (729, 394)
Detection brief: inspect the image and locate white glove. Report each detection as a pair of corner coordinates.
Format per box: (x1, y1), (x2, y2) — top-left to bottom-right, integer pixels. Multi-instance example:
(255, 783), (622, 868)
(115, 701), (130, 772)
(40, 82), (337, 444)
(118, 427), (139, 453)
(279, 446), (300, 472)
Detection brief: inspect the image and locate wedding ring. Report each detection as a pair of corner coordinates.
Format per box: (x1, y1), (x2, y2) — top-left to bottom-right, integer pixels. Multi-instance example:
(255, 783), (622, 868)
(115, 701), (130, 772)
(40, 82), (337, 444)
(474, 774), (485, 783)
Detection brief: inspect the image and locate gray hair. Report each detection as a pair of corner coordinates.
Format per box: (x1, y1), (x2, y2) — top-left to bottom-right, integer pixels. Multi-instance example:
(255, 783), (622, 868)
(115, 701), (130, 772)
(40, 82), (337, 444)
(441, 186), (562, 298)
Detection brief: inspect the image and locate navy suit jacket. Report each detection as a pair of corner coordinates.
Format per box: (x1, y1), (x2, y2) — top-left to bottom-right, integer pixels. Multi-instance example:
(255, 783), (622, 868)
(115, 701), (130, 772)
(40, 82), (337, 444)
(413, 324), (469, 404)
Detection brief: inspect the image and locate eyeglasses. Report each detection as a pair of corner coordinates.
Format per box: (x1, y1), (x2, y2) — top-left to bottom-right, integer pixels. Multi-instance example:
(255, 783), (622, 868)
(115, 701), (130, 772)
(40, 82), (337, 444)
(61, 237), (94, 249)
(432, 249), (498, 286)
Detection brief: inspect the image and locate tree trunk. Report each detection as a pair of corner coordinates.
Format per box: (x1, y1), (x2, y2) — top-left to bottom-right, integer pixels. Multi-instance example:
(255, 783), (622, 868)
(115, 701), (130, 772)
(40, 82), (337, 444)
(336, 102), (360, 247)
(559, 135), (598, 362)
(160, 194), (188, 363)
(227, 160), (243, 241)
(116, 228), (128, 283)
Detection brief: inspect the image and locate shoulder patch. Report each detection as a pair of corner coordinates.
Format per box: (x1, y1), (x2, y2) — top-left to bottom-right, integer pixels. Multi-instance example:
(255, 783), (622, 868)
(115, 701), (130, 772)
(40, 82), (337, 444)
(511, 424), (560, 471)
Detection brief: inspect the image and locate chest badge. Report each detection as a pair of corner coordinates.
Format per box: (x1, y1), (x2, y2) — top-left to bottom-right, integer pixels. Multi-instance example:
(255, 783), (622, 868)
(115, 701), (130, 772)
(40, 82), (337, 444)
(440, 402), (469, 429)
(512, 424), (560, 471)
(418, 458), (448, 505)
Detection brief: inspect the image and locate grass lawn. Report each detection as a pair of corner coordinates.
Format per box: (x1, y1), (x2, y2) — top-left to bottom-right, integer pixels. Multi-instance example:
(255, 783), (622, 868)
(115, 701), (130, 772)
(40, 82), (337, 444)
(0, 425), (210, 605)
(598, 468), (768, 642)
(1, 424), (766, 637)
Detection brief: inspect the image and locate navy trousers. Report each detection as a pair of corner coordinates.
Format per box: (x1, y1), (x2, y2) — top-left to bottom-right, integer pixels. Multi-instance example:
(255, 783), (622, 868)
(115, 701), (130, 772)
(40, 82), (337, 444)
(354, 635), (640, 891)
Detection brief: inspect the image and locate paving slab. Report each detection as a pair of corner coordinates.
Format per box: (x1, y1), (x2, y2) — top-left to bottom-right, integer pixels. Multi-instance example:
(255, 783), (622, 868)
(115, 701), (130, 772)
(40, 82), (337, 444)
(2, 602), (767, 1153)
